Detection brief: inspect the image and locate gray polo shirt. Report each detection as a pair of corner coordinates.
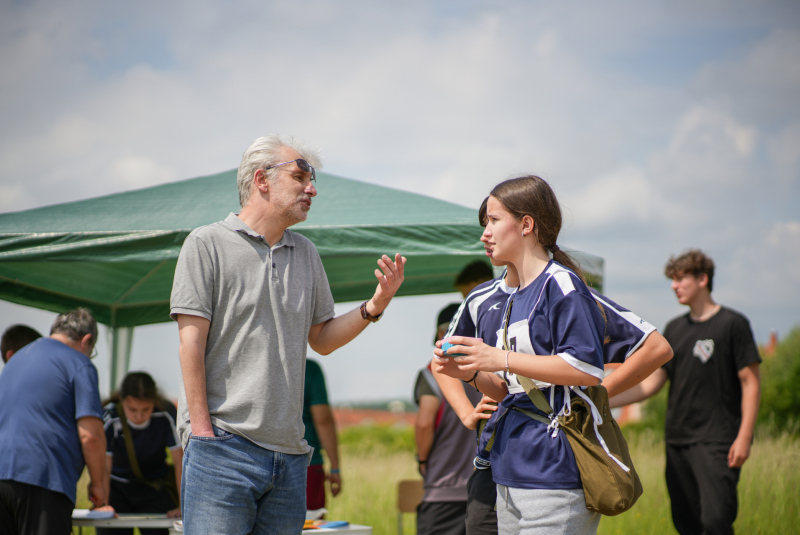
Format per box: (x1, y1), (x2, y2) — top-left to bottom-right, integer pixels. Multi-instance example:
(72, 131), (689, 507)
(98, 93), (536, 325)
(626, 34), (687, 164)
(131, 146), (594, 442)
(170, 213), (335, 453)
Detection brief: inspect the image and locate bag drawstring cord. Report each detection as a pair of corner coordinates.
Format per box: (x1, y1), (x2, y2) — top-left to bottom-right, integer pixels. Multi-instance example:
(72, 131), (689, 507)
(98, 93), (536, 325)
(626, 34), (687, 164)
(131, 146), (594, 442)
(570, 386), (632, 473)
(547, 386), (572, 438)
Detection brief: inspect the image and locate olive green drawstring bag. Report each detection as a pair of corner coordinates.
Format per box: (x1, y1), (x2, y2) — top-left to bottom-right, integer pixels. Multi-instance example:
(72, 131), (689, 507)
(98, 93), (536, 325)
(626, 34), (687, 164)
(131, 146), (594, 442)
(519, 379), (643, 515)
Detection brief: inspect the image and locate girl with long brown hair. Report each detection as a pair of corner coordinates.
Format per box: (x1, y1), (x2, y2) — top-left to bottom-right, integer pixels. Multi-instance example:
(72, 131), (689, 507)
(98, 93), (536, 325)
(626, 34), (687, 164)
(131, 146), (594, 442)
(438, 175), (606, 534)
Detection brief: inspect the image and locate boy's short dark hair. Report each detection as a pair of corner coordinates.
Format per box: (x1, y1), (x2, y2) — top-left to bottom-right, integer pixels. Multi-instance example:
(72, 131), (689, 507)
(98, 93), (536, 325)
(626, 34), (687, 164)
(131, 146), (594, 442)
(664, 249), (716, 292)
(455, 261), (493, 287)
(1, 324), (43, 363)
(434, 303), (461, 344)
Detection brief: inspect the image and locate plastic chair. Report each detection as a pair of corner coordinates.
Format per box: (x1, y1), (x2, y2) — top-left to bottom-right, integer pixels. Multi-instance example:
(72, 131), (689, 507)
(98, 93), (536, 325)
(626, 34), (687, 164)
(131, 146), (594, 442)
(397, 479), (425, 535)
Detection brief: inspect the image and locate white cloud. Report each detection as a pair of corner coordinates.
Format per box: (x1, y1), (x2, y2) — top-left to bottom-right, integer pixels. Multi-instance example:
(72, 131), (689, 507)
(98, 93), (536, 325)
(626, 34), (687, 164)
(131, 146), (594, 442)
(649, 106), (758, 189)
(106, 156), (177, 190)
(765, 220), (800, 249)
(562, 164), (673, 228)
(0, 184), (30, 213)
(720, 220), (800, 332)
(692, 28), (800, 125)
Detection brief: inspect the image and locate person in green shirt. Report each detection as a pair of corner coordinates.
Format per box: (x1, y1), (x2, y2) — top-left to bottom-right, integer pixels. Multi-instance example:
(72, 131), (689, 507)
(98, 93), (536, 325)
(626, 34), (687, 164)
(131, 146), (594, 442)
(303, 359), (342, 511)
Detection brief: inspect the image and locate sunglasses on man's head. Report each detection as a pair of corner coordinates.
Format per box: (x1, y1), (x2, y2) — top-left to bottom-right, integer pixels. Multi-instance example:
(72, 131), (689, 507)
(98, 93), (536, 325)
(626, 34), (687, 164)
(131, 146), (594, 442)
(263, 158), (316, 182)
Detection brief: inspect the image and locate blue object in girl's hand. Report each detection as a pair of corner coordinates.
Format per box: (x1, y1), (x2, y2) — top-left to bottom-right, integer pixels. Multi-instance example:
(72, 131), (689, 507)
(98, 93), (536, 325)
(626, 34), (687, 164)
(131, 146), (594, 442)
(441, 342), (466, 357)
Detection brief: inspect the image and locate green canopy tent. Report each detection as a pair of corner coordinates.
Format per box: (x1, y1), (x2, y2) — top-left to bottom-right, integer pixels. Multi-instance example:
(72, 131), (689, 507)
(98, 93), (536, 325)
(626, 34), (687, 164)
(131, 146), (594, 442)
(0, 170), (603, 388)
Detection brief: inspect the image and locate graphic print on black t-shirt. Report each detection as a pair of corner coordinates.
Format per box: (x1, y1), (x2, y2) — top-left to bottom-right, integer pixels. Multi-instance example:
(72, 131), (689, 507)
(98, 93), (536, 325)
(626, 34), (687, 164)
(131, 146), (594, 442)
(692, 339), (714, 363)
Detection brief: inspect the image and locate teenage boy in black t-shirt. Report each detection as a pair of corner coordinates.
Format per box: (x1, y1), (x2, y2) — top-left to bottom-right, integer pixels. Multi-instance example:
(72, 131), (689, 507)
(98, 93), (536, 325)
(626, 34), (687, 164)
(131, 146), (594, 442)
(610, 249), (761, 535)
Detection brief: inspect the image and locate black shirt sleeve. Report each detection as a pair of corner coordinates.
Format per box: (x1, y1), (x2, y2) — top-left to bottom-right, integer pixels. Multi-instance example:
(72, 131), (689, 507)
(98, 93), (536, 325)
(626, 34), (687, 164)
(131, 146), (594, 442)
(730, 312), (761, 371)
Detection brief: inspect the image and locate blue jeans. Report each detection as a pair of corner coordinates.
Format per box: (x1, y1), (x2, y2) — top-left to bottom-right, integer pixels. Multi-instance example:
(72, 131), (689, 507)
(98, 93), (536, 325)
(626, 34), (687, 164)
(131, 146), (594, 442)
(181, 426), (309, 535)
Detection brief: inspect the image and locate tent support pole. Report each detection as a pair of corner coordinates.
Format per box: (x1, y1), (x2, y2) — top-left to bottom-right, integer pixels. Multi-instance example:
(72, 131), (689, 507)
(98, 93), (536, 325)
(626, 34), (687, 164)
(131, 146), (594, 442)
(108, 326), (134, 392)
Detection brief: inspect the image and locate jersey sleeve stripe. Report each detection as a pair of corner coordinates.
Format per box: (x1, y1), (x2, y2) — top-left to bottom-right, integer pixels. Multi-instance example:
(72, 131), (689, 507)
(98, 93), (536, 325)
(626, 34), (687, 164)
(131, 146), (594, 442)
(624, 330), (654, 360)
(527, 266), (579, 323)
(552, 270), (576, 296)
(444, 299), (469, 339)
(591, 293), (657, 358)
(556, 352), (605, 382)
(445, 279), (504, 339)
(103, 416), (120, 431)
(154, 410), (182, 447)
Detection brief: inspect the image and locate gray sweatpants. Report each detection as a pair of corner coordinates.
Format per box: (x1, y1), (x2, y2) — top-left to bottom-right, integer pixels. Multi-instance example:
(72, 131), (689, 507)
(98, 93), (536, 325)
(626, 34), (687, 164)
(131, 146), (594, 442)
(495, 485), (600, 535)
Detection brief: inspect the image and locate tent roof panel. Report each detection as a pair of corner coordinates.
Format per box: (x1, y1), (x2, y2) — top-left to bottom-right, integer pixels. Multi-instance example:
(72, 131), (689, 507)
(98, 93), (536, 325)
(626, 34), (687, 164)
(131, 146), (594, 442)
(0, 170), (603, 327)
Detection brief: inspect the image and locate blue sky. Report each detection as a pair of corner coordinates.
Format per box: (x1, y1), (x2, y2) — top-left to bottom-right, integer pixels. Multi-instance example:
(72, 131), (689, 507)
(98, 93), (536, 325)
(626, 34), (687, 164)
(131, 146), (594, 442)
(1, 0), (799, 404)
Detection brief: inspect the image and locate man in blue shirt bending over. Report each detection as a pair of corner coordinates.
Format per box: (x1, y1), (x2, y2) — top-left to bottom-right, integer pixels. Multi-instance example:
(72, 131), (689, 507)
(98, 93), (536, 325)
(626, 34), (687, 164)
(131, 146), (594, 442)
(0, 308), (107, 535)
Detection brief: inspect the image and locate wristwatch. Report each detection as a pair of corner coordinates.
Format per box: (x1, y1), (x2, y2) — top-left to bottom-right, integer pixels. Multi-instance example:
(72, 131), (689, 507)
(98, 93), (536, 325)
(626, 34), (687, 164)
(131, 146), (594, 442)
(360, 301), (383, 323)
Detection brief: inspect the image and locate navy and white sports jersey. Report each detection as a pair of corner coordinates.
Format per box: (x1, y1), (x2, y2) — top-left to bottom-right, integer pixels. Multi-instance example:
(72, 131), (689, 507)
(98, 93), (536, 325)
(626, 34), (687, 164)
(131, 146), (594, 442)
(104, 402), (181, 482)
(481, 260), (634, 490)
(447, 263), (657, 491)
(444, 276), (515, 346)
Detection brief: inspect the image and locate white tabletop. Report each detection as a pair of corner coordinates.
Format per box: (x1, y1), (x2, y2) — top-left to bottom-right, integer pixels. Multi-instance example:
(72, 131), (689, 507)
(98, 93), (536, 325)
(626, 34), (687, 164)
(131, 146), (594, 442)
(72, 513), (175, 528)
(73, 514), (371, 534)
(304, 526), (372, 534)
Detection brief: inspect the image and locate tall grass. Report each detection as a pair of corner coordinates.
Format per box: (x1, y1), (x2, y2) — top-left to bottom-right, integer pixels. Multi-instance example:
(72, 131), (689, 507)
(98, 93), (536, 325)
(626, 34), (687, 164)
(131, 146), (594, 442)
(328, 425), (799, 535)
(73, 424), (799, 534)
(598, 429), (800, 534)
(325, 450), (419, 534)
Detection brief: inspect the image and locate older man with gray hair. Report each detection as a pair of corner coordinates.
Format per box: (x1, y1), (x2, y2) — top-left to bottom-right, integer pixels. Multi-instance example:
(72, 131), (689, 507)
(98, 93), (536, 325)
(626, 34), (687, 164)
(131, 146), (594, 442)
(171, 135), (406, 534)
(0, 308), (107, 535)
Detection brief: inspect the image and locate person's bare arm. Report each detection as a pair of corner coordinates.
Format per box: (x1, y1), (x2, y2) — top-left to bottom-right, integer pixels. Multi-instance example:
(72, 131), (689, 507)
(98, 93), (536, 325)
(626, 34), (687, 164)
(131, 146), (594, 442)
(79, 416), (108, 508)
(728, 363), (760, 468)
(603, 332), (674, 399)
(433, 348), (509, 401)
(308, 254), (406, 355)
(464, 395), (500, 431)
(431, 361), (478, 422)
(103, 454), (114, 511)
(177, 314), (213, 437)
(414, 395), (439, 477)
(445, 336), (601, 386)
(431, 361), (500, 429)
(167, 447), (183, 517)
(609, 368), (669, 408)
(471, 372), (509, 402)
(310, 404), (342, 496)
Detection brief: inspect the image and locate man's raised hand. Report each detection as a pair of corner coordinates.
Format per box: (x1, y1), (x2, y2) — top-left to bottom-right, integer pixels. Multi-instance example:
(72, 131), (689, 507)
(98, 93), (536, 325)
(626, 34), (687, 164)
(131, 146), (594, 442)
(368, 253), (406, 314)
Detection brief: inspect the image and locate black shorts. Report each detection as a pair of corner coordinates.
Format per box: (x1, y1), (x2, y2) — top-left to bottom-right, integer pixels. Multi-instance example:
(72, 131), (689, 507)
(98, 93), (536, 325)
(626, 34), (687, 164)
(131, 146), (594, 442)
(417, 500), (468, 535)
(0, 480), (74, 535)
(466, 467), (497, 535)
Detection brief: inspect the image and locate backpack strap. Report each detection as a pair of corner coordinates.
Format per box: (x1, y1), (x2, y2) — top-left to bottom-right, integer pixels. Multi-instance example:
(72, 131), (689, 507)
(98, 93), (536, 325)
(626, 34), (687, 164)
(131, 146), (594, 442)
(516, 375), (555, 415)
(510, 406), (551, 426)
(501, 293), (556, 416)
(476, 401), (497, 436)
(481, 406), (510, 455)
(116, 403), (161, 489)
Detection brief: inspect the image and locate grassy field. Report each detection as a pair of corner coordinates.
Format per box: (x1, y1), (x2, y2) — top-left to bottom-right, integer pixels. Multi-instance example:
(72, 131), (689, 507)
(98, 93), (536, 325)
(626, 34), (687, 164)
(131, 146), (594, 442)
(325, 426), (800, 535)
(73, 425), (799, 534)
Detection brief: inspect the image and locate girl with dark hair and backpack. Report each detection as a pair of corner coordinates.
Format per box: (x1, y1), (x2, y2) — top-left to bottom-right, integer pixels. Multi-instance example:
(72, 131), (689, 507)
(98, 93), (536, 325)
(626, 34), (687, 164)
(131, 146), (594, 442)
(435, 176), (644, 534)
(100, 372), (182, 535)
